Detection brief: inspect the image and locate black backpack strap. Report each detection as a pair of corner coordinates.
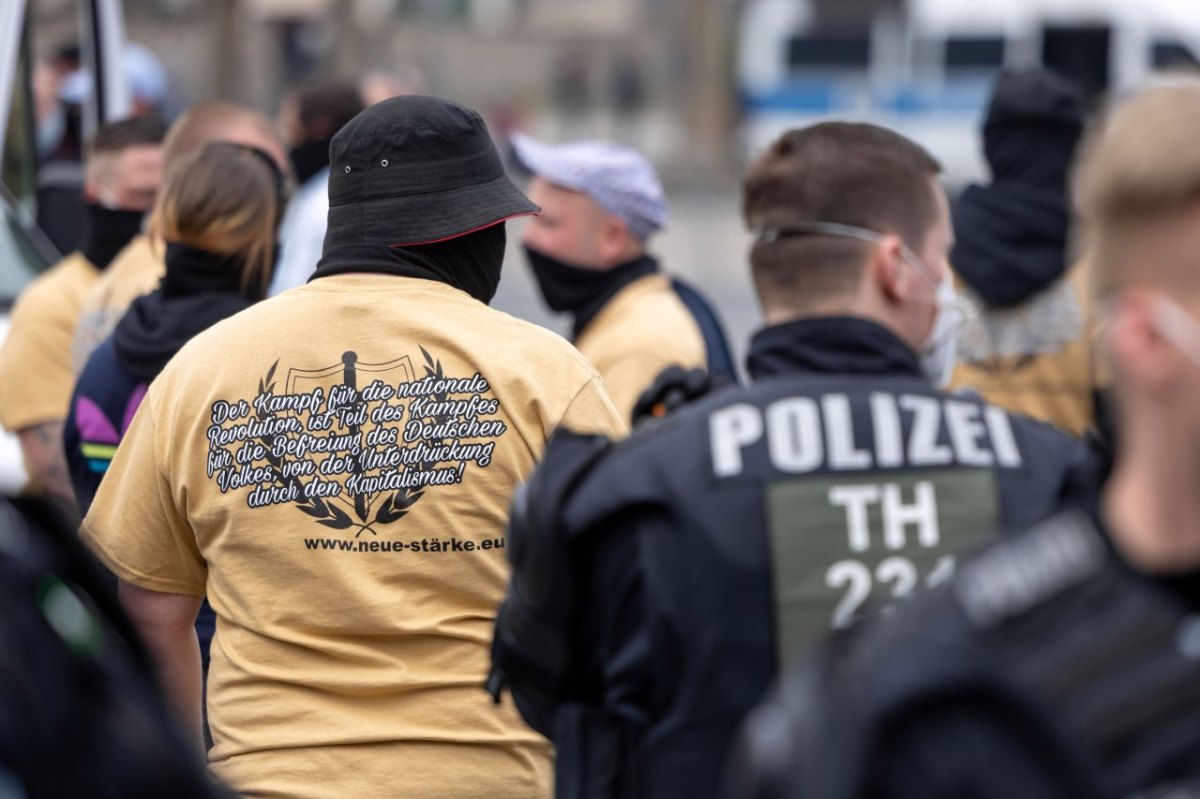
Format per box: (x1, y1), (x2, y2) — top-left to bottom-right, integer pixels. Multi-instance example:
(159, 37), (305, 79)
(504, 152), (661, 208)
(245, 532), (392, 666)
(670, 276), (738, 384)
(488, 429), (615, 736)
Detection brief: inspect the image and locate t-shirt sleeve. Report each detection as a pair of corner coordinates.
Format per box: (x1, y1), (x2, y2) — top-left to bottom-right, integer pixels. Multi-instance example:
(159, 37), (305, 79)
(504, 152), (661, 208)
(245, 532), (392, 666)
(558, 375), (628, 439)
(0, 290), (75, 431)
(80, 393), (207, 595)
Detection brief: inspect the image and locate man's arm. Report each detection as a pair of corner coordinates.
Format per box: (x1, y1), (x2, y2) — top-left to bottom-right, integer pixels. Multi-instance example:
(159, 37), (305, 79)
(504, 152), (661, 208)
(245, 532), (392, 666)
(118, 580), (204, 748)
(18, 420), (75, 506)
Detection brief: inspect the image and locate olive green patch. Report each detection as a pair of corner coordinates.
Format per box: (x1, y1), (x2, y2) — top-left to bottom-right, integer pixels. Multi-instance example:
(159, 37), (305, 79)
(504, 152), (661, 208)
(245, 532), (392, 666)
(767, 468), (997, 665)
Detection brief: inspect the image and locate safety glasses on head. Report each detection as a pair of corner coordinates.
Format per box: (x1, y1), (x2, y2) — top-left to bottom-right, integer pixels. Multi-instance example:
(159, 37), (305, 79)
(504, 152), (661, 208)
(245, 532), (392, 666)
(754, 220), (971, 387)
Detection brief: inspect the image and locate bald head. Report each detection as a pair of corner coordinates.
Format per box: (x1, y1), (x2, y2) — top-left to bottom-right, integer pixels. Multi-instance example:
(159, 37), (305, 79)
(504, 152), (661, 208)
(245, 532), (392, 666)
(162, 101), (288, 174)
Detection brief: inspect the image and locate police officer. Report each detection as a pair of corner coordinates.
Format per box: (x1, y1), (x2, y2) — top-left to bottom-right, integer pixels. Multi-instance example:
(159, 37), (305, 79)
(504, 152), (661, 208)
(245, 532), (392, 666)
(488, 121), (1100, 799)
(729, 81), (1200, 799)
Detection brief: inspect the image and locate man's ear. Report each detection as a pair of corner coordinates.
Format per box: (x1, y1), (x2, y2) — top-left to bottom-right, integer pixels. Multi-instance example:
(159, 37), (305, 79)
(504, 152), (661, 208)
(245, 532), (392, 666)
(597, 214), (633, 264)
(81, 176), (101, 203)
(873, 234), (909, 303)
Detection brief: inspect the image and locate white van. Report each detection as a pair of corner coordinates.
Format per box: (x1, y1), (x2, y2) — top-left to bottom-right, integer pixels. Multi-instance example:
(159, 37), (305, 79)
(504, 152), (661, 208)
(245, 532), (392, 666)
(0, 0), (133, 495)
(737, 0), (1200, 185)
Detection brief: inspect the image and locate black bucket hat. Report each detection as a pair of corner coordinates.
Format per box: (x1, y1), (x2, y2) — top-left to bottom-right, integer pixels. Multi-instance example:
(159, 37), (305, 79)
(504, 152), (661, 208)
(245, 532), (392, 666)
(326, 95), (538, 247)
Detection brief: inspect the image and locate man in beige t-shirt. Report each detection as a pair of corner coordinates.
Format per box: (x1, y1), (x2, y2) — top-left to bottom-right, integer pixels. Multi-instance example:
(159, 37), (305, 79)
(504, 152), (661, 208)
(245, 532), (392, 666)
(0, 116), (165, 503)
(72, 101), (289, 372)
(82, 95), (624, 799)
(513, 135), (730, 422)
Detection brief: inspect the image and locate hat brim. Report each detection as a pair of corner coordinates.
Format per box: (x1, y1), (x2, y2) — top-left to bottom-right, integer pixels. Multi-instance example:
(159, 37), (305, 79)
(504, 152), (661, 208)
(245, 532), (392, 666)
(326, 171), (540, 247)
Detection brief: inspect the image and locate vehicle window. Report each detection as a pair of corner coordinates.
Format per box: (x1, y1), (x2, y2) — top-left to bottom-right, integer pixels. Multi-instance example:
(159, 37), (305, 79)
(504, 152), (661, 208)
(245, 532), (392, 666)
(787, 30), (871, 70)
(0, 191), (51, 307)
(1152, 40), (1200, 69)
(944, 37), (1005, 70)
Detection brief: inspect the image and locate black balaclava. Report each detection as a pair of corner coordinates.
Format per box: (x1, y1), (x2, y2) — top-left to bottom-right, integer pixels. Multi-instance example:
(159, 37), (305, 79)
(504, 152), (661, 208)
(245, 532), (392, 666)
(951, 69), (1086, 307)
(311, 222), (507, 306)
(79, 203), (145, 269)
(523, 245), (657, 337)
(981, 69), (1085, 193)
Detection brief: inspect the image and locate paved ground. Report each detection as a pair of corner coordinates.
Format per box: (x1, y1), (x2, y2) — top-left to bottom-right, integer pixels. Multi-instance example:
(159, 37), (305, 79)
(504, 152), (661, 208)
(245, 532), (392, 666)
(492, 186), (763, 380)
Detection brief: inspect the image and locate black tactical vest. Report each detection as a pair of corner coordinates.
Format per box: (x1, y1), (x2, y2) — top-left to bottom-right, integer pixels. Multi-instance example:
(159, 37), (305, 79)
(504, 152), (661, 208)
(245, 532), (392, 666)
(492, 317), (1100, 799)
(731, 509), (1200, 799)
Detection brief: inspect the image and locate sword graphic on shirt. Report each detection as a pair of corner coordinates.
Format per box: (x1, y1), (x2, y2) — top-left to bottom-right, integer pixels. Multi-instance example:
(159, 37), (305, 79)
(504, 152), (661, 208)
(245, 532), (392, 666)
(203, 346), (508, 537)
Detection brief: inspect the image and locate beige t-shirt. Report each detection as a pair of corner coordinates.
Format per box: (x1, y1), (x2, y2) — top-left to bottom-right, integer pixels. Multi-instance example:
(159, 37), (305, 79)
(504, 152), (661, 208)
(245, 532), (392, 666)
(575, 272), (707, 423)
(82, 275), (625, 799)
(0, 252), (99, 432)
(72, 234), (163, 372)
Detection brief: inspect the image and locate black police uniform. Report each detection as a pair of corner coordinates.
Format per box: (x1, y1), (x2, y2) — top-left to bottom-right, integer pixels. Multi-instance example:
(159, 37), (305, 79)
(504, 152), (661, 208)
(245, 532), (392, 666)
(489, 316), (1100, 799)
(729, 507), (1200, 799)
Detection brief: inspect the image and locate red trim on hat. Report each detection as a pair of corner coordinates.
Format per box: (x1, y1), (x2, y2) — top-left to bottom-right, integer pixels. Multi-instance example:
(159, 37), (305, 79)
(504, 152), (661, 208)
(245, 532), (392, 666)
(388, 210), (538, 248)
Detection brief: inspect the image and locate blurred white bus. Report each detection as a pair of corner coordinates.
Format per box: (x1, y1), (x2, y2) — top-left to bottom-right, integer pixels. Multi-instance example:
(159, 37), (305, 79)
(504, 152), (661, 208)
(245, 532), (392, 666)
(737, 0), (1200, 185)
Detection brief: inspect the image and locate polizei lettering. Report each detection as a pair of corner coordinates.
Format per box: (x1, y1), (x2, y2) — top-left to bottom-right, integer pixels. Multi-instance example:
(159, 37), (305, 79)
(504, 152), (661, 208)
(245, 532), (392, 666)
(709, 392), (1022, 477)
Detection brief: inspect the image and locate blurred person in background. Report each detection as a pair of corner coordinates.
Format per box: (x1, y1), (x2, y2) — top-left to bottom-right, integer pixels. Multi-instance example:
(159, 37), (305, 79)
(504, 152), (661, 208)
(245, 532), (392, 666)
(0, 116), (166, 507)
(37, 43), (169, 255)
(72, 101), (289, 371)
(949, 69), (1107, 438)
(66, 142), (285, 515)
(81, 95), (624, 798)
(269, 80), (363, 294)
(730, 79), (1200, 799)
(490, 122), (1098, 799)
(513, 134), (735, 422)
(359, 65), (427, 107)
(32, 43), (81, 158)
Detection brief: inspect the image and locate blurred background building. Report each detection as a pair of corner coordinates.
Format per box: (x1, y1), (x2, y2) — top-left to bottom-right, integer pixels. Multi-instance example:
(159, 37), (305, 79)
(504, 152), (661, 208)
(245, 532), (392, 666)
(16, 0), (1200, 367)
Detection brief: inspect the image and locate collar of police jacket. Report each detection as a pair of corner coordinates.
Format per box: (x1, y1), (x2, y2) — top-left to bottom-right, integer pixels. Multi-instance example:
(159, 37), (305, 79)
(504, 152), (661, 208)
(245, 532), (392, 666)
(746, 316), (923, 381)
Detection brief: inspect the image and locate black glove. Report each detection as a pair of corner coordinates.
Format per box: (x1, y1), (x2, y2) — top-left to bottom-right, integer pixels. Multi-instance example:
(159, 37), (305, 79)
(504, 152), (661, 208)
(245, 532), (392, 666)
(632, 366), (732, 427)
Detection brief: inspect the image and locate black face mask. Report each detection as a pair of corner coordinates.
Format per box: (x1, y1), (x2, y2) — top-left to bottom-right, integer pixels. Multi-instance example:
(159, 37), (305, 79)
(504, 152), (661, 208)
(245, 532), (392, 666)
(313, 222), (506, 305)
(289, 137), (334, 186)
(79, 202), (145, 269)
(523, 245), (658, 334)
(524, 245), (617, 313)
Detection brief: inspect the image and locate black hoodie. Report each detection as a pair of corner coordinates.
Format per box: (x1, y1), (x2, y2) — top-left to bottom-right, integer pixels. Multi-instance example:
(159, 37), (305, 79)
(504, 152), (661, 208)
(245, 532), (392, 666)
(952, 69), (1087, 308)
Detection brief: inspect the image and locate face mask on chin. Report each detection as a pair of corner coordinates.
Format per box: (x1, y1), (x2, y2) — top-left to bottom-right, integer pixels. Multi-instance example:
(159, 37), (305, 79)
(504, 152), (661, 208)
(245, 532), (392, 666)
(753, 220), (968, 387)
(914, 267), (966, 388)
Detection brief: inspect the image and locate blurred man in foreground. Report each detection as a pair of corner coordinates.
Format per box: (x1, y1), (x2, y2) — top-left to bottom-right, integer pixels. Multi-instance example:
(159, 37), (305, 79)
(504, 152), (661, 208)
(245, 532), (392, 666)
(72, 101), (289, 371)
(731, 79), (1200, 799)
(0, 116), (165, 504)
(490, 122), (1097, 799)
(513, 134), (734, 421)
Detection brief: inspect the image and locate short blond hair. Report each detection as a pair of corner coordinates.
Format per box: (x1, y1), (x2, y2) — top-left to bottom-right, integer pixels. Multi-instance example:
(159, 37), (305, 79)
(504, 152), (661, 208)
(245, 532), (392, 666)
(1075, 75), (1200, 293)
